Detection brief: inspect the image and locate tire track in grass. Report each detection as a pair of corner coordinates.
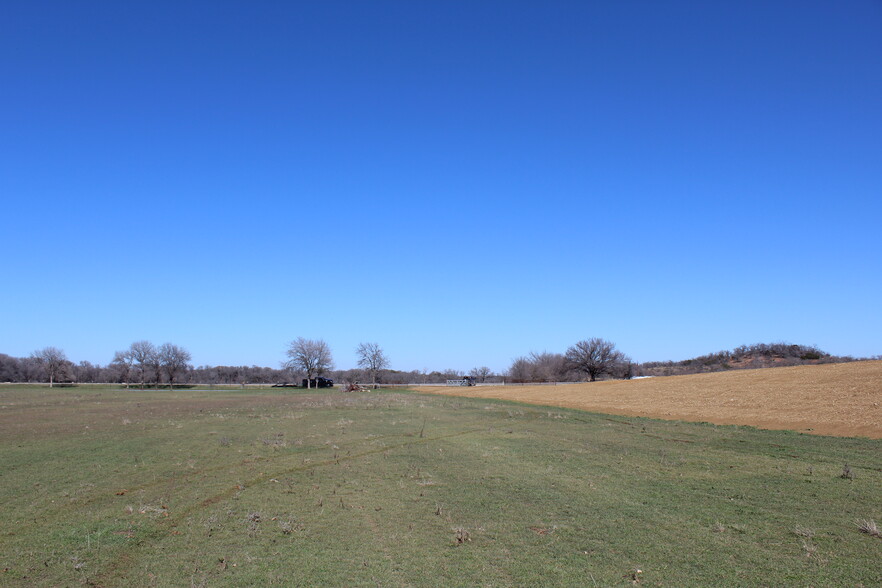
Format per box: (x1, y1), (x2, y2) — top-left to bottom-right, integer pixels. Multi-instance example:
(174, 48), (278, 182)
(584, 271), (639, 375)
(16, 427), (440, 528)
(360, 507), (407, 586)
(90, 428), (482, 587)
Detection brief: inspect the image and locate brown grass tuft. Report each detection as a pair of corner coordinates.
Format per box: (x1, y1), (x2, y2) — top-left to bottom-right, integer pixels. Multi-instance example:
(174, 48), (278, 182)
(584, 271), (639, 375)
(857, 519), (880, 538)
(453, 527), (471, 544)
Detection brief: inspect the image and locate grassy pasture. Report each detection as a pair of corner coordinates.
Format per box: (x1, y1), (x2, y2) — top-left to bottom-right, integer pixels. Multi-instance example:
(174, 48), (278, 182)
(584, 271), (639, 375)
(0, 385), (879, 587)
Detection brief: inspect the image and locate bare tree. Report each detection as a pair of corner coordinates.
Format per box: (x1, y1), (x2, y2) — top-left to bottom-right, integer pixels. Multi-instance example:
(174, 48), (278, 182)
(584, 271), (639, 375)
(20, 356), (42, 382)
(565, 338), (626, 382)
(506, 352), (567, 382)
(356, 342), (389, 386)
(507, 356), (533, 382)
(285, 338), (334, 388)
(529, 351), (568, 382)
(31, 347), (68, 387)
(74, 360), (100, 383)
(158, 343), (192, 389)
(129, 341), (158, 389)
(613, 356), (635, 380)
(468, 366), (492, 383)
(110, 350), (135, 388)
(0, 353), (24, 382)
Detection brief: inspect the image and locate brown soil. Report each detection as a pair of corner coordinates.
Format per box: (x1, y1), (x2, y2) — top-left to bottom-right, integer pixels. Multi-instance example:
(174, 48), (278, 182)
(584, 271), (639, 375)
(414, 361), (882, 439)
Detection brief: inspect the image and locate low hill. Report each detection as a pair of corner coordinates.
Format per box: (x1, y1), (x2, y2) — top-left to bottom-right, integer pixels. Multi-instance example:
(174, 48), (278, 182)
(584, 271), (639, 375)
(415, 360), (882, 439)
(639, 342), (862, 377)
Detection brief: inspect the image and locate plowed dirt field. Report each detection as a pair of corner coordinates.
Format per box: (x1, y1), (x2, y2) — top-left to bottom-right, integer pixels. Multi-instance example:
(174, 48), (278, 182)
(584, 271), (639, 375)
(415, 361), (882, 438)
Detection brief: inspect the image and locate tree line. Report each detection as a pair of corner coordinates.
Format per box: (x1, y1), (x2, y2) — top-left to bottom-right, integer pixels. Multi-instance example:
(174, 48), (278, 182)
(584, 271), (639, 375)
(0, 342), (194, 388)
(1, 339), (874, 387)
(0, 337), (631, 386)
(506, 338), (633, 383)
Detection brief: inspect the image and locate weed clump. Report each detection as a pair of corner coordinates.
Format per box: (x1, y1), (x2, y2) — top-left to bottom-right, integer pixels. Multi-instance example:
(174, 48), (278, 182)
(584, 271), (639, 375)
(792, 526), (814, 539)
(279, 519), (296, 535)
(453, 527), (471, 544)
(801, 539), (818, 559)
(840, 463), (855, 480)
(246, 512), (261, 535)
(857, 519), (880, 538)
(626, 568), (643, 584)
(261, 433), (287, 448)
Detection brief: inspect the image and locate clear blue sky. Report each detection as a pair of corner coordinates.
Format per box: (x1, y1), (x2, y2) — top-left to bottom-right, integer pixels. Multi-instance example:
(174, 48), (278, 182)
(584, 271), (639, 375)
(2, 1), (880, 373)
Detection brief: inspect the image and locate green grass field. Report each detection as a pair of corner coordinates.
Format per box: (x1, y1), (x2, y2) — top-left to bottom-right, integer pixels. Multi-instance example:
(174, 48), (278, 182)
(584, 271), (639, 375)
(1, 385), (879, 586)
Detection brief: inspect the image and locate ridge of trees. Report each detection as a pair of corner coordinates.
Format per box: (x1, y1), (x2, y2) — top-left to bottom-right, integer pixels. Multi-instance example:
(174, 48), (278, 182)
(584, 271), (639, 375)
(639, 342), (865, 377)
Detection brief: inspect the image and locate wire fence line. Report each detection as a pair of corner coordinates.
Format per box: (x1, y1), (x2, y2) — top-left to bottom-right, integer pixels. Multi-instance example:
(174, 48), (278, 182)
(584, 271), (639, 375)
(382, 381), (585, 387)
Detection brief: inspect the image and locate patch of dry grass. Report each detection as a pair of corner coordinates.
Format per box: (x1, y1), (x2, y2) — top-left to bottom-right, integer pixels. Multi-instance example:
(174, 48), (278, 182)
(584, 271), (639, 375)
(415, 361), (882, 438)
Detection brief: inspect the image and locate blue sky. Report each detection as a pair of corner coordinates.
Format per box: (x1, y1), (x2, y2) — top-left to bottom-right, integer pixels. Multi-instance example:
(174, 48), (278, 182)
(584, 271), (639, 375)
(2, 1), (880, 373)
